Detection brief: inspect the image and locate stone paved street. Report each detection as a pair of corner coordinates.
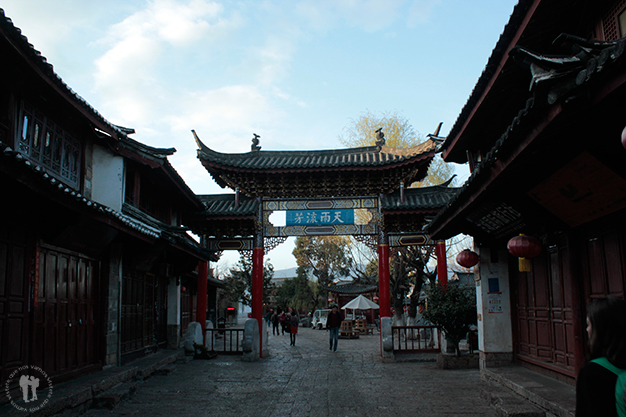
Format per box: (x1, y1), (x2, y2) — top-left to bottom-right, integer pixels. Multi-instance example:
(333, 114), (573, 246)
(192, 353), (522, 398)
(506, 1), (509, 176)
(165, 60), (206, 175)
(82, 326), (497, 417)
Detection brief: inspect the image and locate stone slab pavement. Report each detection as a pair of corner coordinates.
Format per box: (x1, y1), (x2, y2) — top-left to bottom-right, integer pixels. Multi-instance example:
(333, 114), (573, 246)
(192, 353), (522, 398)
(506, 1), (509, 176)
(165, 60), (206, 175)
(80, 326), (499, 417)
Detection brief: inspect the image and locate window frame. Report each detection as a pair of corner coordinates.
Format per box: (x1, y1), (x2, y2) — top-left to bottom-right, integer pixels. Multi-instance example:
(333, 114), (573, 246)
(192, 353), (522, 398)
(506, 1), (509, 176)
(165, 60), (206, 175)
(16, 101), (82, 190)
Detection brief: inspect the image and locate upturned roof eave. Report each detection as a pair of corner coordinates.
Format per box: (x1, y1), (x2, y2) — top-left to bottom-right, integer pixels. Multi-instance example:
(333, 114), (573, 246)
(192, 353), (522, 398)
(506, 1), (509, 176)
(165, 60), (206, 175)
(441, 0), (539, 163)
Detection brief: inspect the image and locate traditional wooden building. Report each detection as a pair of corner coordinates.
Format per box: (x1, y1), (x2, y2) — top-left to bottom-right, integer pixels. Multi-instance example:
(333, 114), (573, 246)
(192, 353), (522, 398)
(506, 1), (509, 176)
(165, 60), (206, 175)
(0, 9), (218, 387)
(430, 0), (626, 384)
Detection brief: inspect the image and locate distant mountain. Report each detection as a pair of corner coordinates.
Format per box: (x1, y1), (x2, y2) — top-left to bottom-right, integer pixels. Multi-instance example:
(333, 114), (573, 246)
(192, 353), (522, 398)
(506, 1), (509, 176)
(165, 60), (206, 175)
(272, 267), (298, 279)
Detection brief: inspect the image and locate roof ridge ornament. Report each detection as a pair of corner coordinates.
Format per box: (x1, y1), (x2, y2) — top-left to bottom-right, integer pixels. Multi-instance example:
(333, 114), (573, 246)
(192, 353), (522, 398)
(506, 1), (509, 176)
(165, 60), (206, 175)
(252, 133), (261, 151)
(427, 122), (446, 143)
(375, 128), (385, 149)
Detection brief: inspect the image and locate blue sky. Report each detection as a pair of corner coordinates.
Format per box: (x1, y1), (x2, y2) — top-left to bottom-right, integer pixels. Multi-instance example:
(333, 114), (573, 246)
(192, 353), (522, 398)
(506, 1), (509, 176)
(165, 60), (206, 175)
(2, 0), (517, 271)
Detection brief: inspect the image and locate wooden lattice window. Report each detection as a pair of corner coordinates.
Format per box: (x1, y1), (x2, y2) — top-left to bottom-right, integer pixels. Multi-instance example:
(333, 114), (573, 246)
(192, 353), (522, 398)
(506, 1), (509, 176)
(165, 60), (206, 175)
(602, 0), (626, 41)
(16, 101), (82, 189)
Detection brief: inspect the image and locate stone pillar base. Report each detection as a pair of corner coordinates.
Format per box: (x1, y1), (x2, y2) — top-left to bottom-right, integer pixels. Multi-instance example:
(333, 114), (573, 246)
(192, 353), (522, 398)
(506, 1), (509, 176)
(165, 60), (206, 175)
(479, 351), (513, 369)
(167, 324), (181, 349)
(242, 319), (260, 362)
(381, 317), (394, 361)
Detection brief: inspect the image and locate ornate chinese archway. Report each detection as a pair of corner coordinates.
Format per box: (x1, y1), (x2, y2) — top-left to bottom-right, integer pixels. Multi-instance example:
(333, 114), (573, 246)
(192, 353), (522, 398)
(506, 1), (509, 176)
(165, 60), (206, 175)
(188, 130), (457, 357)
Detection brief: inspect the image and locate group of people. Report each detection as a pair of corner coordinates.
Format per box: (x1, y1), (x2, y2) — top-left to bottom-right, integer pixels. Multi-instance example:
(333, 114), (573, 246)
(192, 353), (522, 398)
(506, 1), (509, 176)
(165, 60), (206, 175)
(268, 309), (300, 346)
(264, 304), (344, 350)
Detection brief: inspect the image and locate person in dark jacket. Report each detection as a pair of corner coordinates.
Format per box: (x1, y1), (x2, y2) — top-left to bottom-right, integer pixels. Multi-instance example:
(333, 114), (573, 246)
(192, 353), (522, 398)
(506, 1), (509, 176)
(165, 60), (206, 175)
(271, 311), (280, 336)
(575, 297), (626, 417)
(327, 305), (342, 352)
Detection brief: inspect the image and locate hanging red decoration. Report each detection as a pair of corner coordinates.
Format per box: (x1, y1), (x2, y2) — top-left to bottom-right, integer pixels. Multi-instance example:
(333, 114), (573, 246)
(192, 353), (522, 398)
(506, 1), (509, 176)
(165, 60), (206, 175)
(456, 249), (479, 268)
(621, 126), (626, 149)
(507, 234), (542, 272)
(181, 286), (187, 293)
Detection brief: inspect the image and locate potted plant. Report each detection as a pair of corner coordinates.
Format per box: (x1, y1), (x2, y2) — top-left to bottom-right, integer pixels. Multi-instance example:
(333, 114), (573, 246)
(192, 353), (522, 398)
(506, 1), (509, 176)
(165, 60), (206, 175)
(422, 281), (478, 368)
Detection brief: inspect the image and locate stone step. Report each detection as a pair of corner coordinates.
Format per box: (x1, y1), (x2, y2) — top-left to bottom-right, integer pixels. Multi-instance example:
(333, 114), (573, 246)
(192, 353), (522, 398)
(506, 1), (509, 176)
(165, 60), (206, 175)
(154, 364), (177, 376)
(92, 381), (139, 410)
(481, 384), (546, 417)
(176, 355), (194, 364)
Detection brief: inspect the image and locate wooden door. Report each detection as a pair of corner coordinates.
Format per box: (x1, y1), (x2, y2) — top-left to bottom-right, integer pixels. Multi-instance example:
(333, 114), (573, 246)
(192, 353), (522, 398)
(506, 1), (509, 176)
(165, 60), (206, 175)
(31, 244), (100, 380)
(0, 232), (30, 385)
(121, 271), (160, 356)
(581, 224), (626, 300)
(513, 235), (578, 377)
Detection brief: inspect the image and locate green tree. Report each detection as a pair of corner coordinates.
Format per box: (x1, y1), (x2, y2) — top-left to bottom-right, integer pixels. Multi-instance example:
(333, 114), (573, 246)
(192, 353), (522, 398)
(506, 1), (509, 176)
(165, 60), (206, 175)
(292, 236), (352, 307)
(422, 281), (477, 356)
(275, 266), (316, 314)
(223, 254), (274, 307)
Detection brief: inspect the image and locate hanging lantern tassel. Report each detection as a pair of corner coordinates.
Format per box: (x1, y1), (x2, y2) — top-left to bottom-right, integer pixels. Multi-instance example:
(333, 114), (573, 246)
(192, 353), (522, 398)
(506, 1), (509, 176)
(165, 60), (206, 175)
(507, 234), (542, 272)
(518, 257), (531, 272)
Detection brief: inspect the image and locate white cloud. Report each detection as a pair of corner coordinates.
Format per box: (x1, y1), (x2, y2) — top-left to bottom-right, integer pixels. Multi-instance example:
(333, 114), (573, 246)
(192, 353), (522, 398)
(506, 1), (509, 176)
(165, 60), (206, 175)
(296, 0), (438, 32)
(166, 85), (286, 152)
(252, 35), (297, 85)
(406, 0), (440, 27)
(92, 0), (243, 126)
(296, 0), (404, 32)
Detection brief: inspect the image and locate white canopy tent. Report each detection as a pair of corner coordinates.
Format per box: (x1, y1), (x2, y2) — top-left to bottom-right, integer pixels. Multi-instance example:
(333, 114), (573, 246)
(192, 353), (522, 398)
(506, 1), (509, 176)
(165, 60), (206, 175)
(341, 295), (379, 319)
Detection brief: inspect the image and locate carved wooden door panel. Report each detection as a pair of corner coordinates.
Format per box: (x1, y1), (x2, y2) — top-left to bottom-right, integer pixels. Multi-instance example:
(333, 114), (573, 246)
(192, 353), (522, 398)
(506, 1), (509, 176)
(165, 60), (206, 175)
(513, 236), (577, 377)
(0, 234), (29, 386)
(32, 245), (100, 380)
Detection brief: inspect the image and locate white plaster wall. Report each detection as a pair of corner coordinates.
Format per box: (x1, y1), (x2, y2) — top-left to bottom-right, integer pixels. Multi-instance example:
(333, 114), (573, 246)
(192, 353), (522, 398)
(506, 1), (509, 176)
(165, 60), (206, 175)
(168, 279), (181, 326)
(91, 144), (124, 212)
(476, 247), (513, 353)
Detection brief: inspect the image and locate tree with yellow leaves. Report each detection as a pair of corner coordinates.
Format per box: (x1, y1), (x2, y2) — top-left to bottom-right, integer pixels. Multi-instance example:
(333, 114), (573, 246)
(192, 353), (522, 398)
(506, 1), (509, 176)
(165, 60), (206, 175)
(338, 109), (454, 187)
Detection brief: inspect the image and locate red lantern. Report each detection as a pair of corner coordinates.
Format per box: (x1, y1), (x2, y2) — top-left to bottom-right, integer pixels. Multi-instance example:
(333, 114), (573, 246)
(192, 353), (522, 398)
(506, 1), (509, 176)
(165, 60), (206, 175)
(507, 234), (542, 272)
(456, 249), (479, 268)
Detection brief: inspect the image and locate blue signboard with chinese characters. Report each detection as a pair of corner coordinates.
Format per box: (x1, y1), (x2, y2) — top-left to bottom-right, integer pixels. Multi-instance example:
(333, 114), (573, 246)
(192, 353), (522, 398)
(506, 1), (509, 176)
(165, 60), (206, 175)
(286, 209), (354, 226)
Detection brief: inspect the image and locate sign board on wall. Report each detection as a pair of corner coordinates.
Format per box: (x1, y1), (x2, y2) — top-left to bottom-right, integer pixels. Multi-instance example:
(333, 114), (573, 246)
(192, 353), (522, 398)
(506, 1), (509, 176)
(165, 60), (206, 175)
(487, 278), (503, 314)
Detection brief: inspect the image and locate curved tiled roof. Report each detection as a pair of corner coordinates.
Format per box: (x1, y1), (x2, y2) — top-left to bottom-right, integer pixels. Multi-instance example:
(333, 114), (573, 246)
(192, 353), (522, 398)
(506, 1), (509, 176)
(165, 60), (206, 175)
(381, 180), (460, 213)
(326, 283), (378, 295)
(193, 131), (439, 198)
(197, 194), (258, 217)
(0, 8), (127, 140)
(430, 33), (626, 240)
(196, 133), (438, 171)
(1, 140), (214, 261)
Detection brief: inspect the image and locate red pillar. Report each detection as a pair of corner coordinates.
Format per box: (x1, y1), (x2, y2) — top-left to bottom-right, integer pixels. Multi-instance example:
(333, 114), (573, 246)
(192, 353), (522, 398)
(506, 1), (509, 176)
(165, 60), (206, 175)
(196, 261), (208, 341)
(436, 240), (448, 287)
(252, 246), (264, 357)
(252, 196), (264, 358)
(378, 242), (390, 318)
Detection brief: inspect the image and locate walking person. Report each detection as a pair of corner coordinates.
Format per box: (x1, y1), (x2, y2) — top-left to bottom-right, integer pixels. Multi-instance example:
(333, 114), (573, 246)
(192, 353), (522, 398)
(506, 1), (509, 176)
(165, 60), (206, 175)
(271, 311), (280, 335)
(279, 312), (287, 335)
(265, 309), (273, 329)
(289, 311), (299, 346)
(575, 297), (626, 417)
(327, 304), (341, 352)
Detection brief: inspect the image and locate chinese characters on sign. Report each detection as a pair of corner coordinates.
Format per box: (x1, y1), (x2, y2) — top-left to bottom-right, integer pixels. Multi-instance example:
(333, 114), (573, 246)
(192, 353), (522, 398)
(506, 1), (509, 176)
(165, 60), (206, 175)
(286, 209), (354, 226)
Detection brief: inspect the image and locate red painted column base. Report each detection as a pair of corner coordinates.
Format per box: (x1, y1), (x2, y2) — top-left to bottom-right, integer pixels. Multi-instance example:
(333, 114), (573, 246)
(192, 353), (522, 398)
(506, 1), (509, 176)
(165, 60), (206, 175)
(378, 244), (390, 318)
(252, 247), (264, 358)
